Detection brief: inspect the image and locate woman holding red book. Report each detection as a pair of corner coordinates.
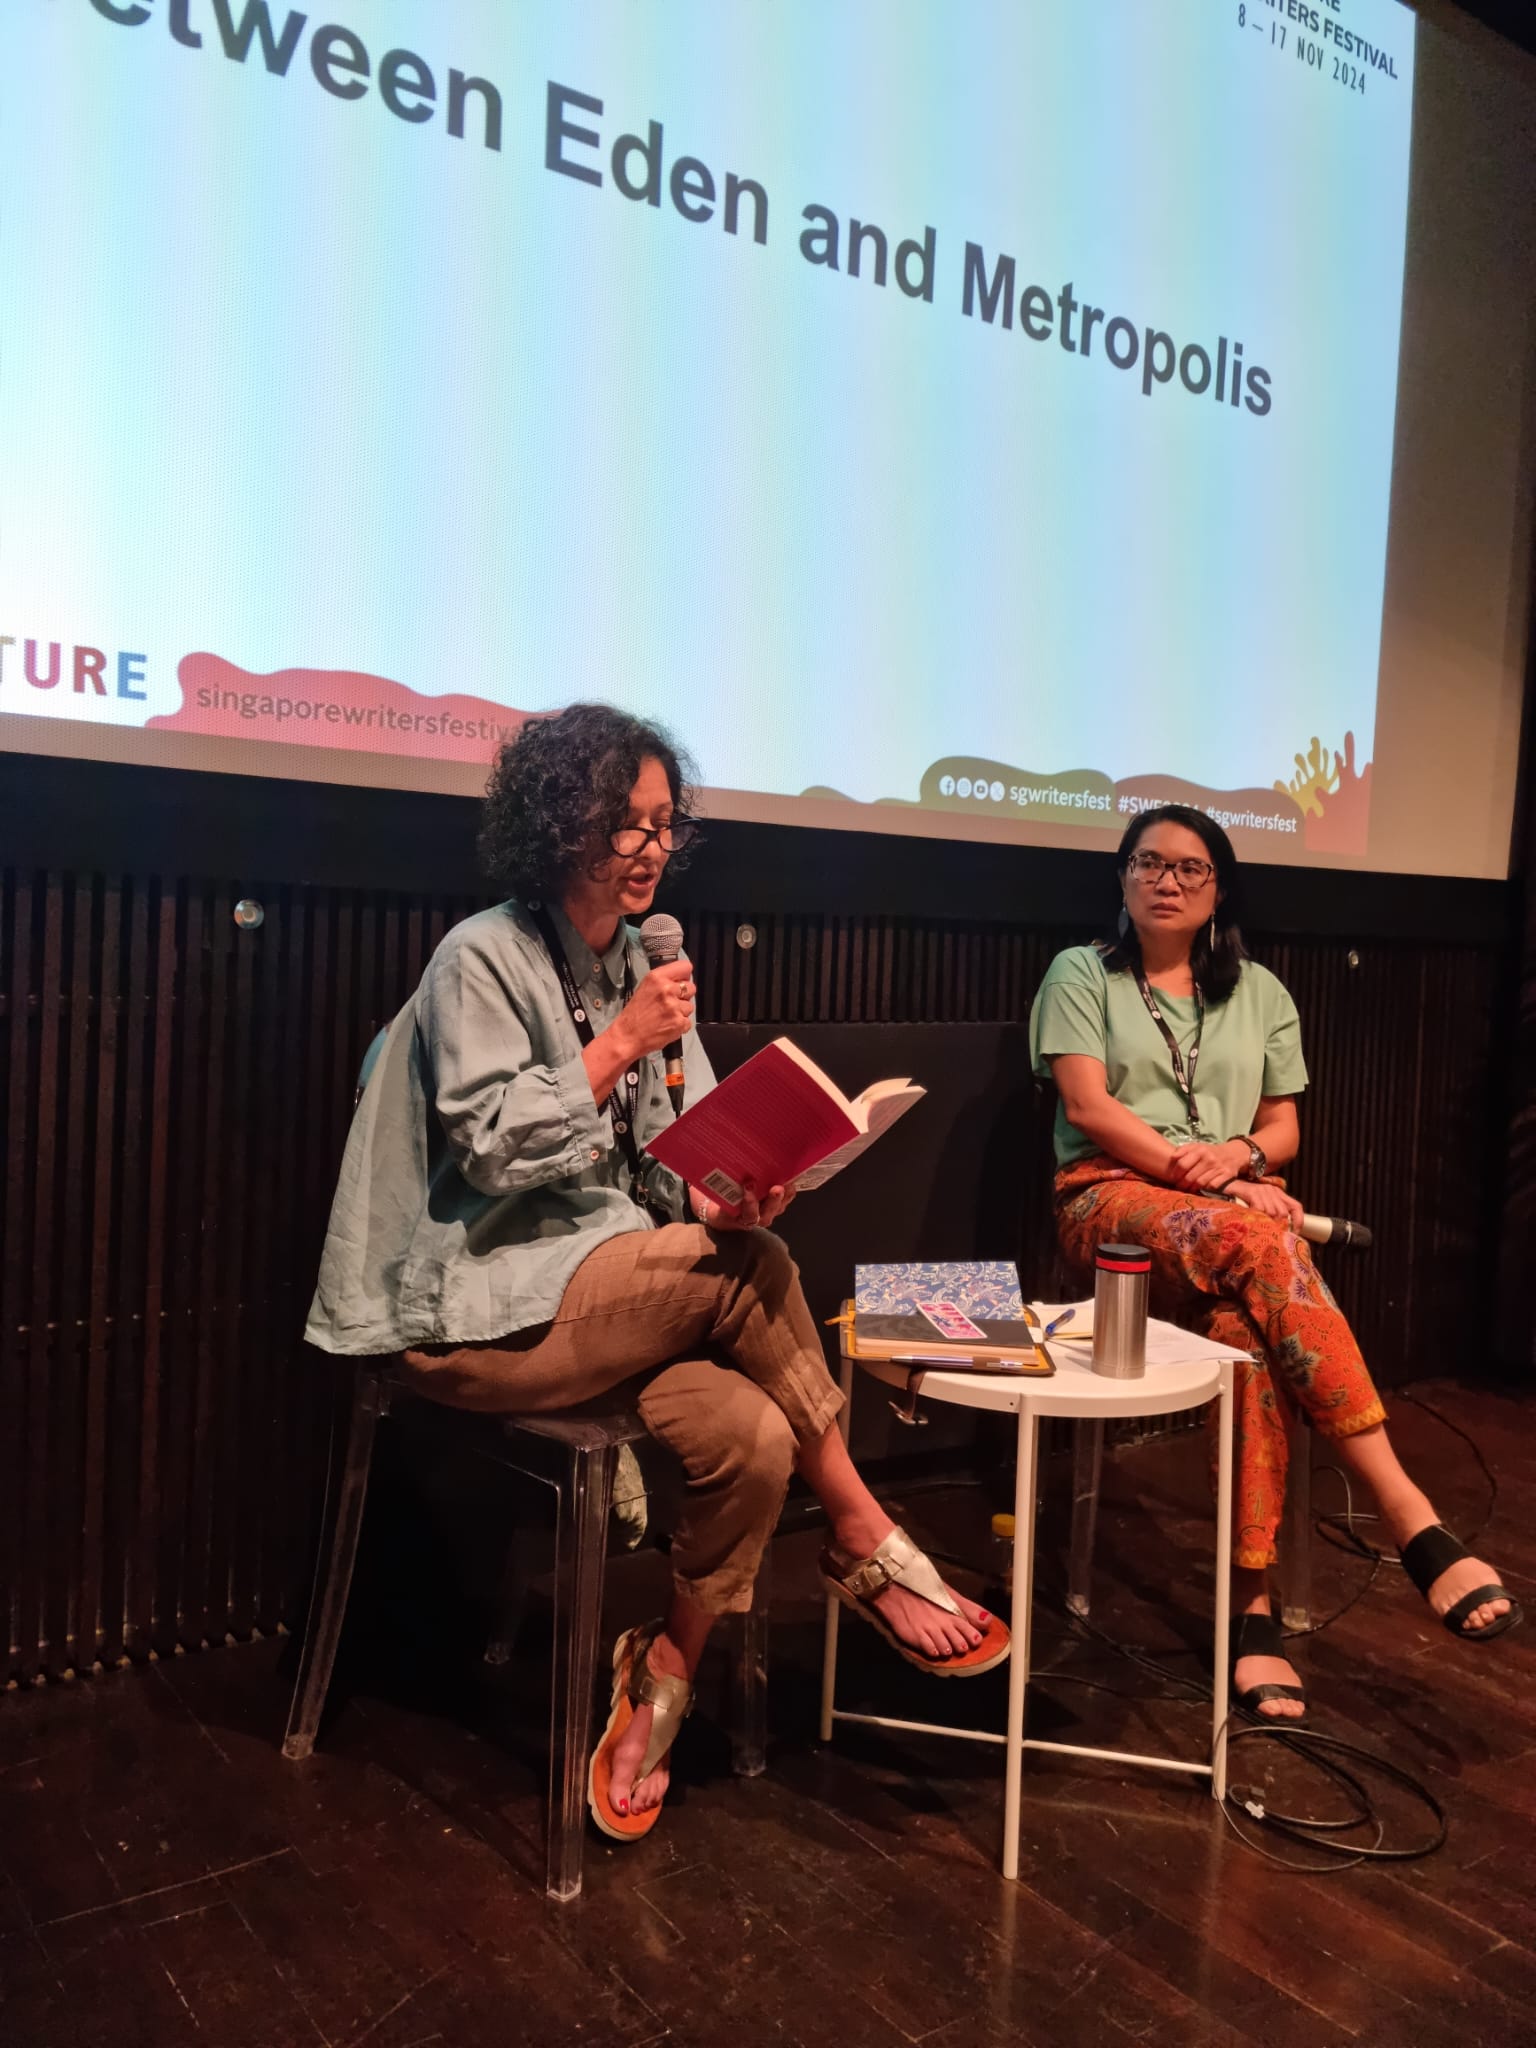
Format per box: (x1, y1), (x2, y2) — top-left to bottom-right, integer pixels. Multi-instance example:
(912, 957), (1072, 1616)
(307, 704), (1009, 1843)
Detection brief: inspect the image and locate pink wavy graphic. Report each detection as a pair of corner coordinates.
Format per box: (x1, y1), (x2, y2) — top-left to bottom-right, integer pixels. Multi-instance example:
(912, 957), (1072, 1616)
(149, 655), (534, 764)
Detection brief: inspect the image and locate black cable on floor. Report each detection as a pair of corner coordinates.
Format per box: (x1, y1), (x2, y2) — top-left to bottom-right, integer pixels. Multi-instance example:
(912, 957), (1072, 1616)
(912, 1385), (1504, 1867)
(1218, 1722), (1447, 1870)
(1035, 1588), (1449, 1868)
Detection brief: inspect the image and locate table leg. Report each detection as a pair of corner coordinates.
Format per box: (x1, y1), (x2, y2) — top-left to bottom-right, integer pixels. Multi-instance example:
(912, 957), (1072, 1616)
(819, 1350), (858, 1743)
(1067, 1418), (1104, 1619)
(1002, 1403), (1038, 1882)
(1211, 1361), (1233, 1804)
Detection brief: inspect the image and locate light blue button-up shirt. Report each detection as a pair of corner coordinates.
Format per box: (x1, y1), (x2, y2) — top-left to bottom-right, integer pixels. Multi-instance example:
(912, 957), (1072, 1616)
(305, 899), (715, 1355)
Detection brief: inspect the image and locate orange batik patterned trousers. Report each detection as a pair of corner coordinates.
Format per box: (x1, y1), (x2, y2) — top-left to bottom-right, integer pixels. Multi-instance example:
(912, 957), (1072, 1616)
(1053, 1157), (1387, 1570)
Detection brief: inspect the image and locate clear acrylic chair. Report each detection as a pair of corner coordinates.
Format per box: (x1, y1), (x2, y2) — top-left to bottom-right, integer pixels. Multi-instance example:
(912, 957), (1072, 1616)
(282, 1360), (770, 1901)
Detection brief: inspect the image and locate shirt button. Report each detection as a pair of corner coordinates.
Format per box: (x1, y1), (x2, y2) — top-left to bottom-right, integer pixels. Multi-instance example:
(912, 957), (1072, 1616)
(589, 1146), (600, 1161)
(592, 996), (604, 1009)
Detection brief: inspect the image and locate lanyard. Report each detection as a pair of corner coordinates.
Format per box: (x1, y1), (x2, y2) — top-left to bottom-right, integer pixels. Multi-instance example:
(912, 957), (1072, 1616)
(1135, 973), (1205, 1132)
(528, 901), (649, 1201)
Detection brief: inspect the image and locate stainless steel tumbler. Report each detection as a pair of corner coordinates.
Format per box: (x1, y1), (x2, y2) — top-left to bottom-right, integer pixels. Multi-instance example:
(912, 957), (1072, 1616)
(1092, 1243), (1150, 1379)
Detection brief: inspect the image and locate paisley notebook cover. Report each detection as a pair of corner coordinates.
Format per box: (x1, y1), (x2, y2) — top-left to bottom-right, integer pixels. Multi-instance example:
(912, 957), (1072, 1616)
(853, 1261), (1042, 1363)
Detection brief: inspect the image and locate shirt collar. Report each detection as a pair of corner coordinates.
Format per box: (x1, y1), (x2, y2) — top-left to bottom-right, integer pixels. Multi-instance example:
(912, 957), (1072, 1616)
(548, 902), (632, 990)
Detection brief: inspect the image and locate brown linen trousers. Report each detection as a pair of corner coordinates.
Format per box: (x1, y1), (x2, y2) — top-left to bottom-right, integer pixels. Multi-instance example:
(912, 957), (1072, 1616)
(402, 1223), (843, 1613)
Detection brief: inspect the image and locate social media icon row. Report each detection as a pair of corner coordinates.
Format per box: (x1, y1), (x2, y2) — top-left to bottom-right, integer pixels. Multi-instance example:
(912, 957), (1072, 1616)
(937, 775), (1005, 802)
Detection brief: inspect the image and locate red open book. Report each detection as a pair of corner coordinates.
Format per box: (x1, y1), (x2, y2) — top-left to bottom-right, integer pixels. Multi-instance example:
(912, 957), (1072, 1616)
(643, 1037), (925, 1211)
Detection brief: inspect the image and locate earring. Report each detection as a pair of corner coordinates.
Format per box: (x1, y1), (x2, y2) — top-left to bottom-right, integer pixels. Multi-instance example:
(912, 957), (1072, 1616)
(1117, 905), (1130, 938)
(1207, 915), (1216, 952)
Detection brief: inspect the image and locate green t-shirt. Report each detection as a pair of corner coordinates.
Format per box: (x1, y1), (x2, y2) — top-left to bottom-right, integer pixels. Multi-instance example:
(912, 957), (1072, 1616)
(1029, 945), (1308, 1168)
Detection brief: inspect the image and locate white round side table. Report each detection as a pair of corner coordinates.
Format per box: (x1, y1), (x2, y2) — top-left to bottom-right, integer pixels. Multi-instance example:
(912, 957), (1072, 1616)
(819, 1309), (1243, 1880)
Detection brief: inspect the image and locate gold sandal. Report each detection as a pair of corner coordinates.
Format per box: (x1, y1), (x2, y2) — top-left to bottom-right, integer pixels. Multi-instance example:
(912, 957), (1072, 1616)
(821, 1525), (1011, 1677)
(588, 1620), (694, 1842)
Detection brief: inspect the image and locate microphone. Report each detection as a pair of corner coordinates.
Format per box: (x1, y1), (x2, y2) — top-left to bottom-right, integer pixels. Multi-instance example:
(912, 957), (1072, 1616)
(638, 912), (687, 1111)
(1230, 1189), (1372, 1249)
(1297, 1212), (1373, 1250)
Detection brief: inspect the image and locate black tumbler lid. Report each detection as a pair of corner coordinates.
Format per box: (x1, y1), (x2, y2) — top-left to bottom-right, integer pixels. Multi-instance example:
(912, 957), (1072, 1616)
(1095, 1242), (1150, 1272)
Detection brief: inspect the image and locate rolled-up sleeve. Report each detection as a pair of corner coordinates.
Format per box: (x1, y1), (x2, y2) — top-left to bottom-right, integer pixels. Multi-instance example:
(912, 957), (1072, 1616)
(421, 933), (609, 1195)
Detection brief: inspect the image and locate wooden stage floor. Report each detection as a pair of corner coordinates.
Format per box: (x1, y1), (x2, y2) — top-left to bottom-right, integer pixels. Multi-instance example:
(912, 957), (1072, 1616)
(2, 1380), (1533, 2048)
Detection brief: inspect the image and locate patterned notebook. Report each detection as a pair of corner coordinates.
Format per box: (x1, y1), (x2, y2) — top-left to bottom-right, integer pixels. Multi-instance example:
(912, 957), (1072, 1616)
(853, 1261), (1045, 1364)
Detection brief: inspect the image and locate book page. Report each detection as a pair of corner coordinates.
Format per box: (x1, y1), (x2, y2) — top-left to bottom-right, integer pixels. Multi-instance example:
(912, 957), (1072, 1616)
(771, 1037), (857, 1120)
(790, 1084), (925, 1191)
(859, 1083), (922, 1140)
(849, 1076), (912, 1135)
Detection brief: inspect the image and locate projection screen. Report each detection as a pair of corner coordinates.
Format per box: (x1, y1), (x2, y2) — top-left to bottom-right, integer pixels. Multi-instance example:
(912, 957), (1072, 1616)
(1, 0), (1532, 877)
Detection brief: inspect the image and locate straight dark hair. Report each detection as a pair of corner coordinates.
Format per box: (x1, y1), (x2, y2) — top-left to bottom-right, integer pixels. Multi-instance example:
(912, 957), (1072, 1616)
(1098, 804), (1247, 1003)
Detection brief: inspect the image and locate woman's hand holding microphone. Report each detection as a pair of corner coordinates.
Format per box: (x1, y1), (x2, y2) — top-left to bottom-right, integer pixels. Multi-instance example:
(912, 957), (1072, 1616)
(593, 959), (794, 1231)
(1227, 1180), (1305, 1226)
(581, 958), (695, 1115)
(609, 958), (695, 1066)
(1167, 1139), (1303, 1226)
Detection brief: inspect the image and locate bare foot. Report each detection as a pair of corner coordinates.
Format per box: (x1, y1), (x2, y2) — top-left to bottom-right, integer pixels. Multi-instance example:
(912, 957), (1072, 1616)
(607, 1698), (671, 1818)
(1413, 1548), (1511, 1634)
(1234, 1646), (1306, 1719)
(832, 1516), (990, 1660)
(872, 1580), (991, 1661)
(605, 1633), (686, 1819)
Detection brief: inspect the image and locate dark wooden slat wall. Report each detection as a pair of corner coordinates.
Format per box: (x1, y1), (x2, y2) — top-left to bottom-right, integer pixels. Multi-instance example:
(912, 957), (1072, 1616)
(0, 868), (1507, 1685)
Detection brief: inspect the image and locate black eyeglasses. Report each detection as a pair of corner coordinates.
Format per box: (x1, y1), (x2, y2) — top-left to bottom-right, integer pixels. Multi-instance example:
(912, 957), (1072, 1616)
(608, 817), (700, 858)
(1125, 851), (1215, 888)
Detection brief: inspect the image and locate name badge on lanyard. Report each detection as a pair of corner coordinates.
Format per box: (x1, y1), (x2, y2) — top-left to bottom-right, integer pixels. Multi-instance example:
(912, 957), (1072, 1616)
(528, 902), (651, 1205)
(1135, 974), (1207, 1138)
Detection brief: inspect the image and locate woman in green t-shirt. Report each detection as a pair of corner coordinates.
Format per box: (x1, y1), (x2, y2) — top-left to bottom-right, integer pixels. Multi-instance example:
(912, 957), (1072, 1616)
(1031, 805), (1520, 1717)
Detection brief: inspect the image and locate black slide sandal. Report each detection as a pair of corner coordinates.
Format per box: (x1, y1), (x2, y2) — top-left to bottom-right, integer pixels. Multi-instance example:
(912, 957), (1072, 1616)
(1231, 1610), (1307, 1719)
(1398, 1524), (1523, 1641)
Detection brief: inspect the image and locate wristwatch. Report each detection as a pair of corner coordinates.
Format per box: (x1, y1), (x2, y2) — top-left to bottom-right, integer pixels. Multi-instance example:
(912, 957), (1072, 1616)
(1241, 1139), (1268, 1181)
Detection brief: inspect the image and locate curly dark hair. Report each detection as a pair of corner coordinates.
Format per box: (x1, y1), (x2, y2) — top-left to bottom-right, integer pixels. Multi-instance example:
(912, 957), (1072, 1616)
(478, 703), (701, 899)
(1098, 803), (1248, 1003)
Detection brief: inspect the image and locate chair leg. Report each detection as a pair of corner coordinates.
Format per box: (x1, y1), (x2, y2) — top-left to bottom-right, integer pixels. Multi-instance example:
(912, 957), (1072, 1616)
(546, 1438), (618, 1903)
(732, 1545), (771, 1779)
(1279, 1409), (1313, 1633)
(282, 1367), (385, 1761)
(484, 1517), (545, 1668)
(1066, 1418), (1104, 1619)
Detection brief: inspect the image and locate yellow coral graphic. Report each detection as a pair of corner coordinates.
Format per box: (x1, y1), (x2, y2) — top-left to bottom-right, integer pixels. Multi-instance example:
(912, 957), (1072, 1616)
(1275, 736), (1340, 820)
